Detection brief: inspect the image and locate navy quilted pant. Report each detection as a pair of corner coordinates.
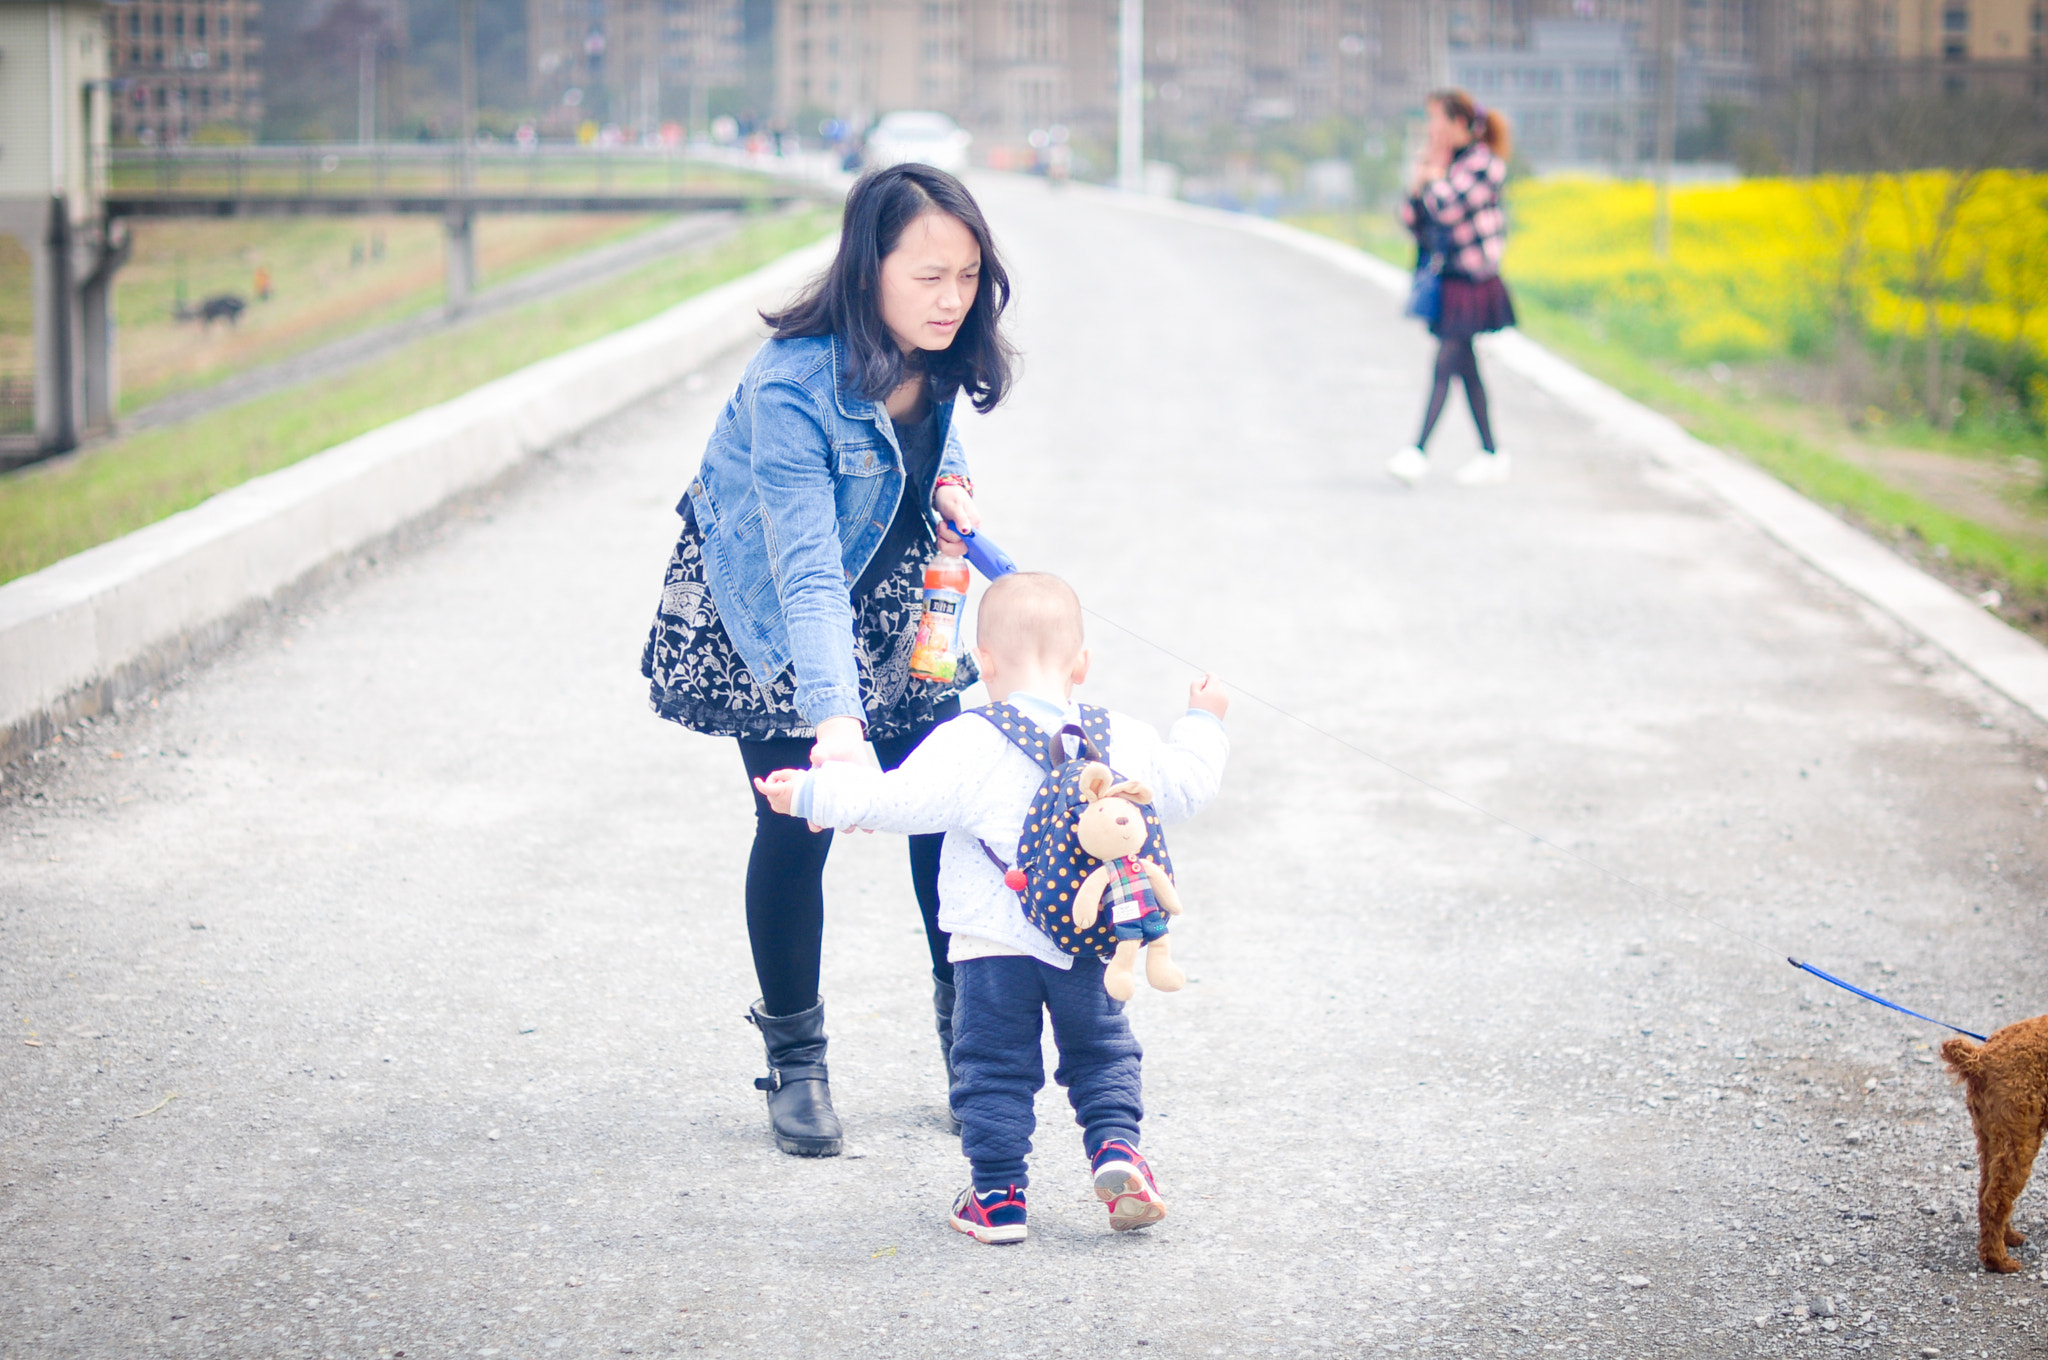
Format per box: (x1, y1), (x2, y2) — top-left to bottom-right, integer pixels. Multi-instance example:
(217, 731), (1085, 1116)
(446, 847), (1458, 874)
(950, 953), (1143, 1192)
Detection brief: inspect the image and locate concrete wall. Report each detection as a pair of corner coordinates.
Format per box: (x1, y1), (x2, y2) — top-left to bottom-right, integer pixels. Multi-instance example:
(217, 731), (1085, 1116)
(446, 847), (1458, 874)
(0, 7), (54, 200)
(0, 231), (840, 764)
(0, 2), (105, 206)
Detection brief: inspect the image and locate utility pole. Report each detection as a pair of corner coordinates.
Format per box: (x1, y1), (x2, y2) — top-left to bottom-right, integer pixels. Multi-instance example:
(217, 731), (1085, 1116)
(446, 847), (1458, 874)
(459, 0), (478, 188)
(1118, 0), (1143, 192)
(1425, 0), (1449, 91)
(1652, 0), (1678, 258)
(358, 36), (376, 144)
(641, 55), (659, 142)
(448, 0), (479, 315)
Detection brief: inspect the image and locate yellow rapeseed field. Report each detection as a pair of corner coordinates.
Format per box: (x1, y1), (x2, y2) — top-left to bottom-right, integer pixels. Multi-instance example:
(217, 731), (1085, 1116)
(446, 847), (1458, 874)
(1506, 172), (2048, 376)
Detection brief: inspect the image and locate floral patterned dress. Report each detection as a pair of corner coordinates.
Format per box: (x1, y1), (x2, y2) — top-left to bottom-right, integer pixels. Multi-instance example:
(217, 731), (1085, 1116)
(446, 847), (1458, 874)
(640, 410), (978, 744)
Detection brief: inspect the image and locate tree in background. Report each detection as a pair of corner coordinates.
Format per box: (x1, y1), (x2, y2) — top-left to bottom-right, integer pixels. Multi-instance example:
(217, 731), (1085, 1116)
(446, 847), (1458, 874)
(1987, 182), (2048, 432)
(1745, 72), (2047, 435)
(260, 0), (532, 143)
(1802, 173), (1881, 417)
(392, 0), (531, 139)
(1864, 94), (2040, 429)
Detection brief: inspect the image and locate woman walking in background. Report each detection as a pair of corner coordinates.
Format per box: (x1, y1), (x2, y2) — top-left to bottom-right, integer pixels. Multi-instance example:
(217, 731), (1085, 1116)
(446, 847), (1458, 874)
(1388, 90), (1517, 487)
(641, 163), (1013, 1157)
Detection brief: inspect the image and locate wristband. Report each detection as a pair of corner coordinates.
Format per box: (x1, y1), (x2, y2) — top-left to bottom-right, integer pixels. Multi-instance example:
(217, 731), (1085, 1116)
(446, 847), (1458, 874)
(934, 473), (974, 497)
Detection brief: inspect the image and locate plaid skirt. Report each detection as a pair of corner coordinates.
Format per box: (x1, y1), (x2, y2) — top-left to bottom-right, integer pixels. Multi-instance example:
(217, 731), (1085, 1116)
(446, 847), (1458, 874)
(1433, 275), (1517, 342)
(640, 504), (978, 743)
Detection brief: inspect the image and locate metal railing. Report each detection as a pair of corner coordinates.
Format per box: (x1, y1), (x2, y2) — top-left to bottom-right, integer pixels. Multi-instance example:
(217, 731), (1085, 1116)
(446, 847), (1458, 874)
(99, 142), (843, 201)
(0, 375), (33, 438)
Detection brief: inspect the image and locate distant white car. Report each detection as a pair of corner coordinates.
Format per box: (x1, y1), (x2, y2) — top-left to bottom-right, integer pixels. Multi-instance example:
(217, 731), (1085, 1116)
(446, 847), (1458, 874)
(865, 111), (972, 174)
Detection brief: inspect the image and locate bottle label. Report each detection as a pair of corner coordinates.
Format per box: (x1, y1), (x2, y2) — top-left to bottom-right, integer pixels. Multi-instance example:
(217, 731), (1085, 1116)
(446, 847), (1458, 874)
(909, 590), (964, 682)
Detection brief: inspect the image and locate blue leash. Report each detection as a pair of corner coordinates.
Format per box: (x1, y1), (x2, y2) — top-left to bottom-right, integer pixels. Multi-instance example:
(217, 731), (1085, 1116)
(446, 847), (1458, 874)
(1787, 958), (1987, 1042)
(957, 524), (1992, 1046)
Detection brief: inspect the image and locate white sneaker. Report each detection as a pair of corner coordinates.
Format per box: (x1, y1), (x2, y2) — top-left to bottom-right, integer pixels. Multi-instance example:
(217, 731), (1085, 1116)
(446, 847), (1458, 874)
(1455, 451), (1511, 485)
(1386, 446), (1429, 486)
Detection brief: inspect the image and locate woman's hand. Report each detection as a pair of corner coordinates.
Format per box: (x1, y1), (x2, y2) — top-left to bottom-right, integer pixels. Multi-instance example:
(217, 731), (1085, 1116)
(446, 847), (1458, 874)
(932, 483), (979, 557)
(810, 715), (867, 767)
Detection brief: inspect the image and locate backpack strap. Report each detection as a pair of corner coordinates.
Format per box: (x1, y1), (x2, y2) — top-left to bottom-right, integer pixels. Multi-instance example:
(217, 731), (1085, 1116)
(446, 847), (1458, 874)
(1075, 704), (1113, 762)
(973, 702), (1060, 774)
(975, 700), (1115, 770)
(972, 701), (1112, 884)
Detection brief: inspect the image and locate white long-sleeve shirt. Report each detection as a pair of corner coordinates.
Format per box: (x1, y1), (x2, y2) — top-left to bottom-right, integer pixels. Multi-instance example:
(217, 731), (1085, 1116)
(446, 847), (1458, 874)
(797, 693), (1229, 969)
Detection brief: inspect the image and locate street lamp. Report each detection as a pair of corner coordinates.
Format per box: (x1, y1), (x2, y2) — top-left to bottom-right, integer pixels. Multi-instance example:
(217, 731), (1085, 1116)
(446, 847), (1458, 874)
(1118, 0), (1143, 192)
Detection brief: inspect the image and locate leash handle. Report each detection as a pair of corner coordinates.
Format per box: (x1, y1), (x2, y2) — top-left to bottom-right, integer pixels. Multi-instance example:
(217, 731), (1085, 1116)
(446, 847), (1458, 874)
(946, 521), (1018, 581)
(1787, 958), (1988, 1043)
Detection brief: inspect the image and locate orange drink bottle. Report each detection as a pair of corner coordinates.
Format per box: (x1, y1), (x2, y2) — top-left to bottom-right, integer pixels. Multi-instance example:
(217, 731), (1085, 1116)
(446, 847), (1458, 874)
(909, 551), (972, 682)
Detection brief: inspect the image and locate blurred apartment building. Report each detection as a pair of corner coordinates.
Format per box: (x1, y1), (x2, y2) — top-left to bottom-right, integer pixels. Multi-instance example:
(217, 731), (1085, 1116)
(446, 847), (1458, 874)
(104, 0), (266, 142)
(1759, 0), (2042, 69)
(526, 0), (756, 130)
(1447, 8), (1757, 168)
(1758, 0), (2044, 102)
(526, 0), (2042, 161)
(1445, 0), (2043, 168)
(766, 0), (1436, 147)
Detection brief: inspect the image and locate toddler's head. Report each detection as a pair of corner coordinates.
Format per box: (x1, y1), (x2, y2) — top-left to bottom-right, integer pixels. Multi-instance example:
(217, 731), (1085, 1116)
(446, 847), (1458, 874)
(974, 572), (1088, 699)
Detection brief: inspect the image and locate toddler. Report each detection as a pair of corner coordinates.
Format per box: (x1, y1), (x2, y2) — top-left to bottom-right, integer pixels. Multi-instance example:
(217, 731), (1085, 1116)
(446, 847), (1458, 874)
(755, 572), (1229, 1244)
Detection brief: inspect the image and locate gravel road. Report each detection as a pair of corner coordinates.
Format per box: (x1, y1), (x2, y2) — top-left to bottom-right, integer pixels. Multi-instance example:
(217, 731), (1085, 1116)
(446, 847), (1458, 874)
(4, 175), (2046, 1359)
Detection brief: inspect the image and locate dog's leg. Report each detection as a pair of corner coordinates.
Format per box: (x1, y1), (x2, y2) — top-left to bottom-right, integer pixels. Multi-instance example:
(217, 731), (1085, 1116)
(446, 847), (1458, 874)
(1971, 1084), (2038, 1272)
(2000, 1120), (2043, 1251)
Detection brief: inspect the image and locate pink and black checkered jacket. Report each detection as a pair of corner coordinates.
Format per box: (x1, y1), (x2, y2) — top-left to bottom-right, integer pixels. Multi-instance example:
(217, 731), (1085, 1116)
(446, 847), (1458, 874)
(1402, 142), (1508, 281)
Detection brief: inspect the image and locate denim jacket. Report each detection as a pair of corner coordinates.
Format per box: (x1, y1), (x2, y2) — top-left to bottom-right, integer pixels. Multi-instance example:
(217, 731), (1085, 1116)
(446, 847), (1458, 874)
(681, 334), (971, 726)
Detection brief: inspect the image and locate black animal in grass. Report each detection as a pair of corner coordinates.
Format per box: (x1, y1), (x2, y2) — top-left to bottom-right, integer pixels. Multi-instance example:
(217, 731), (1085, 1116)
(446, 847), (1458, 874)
(181, 293), (246, 326)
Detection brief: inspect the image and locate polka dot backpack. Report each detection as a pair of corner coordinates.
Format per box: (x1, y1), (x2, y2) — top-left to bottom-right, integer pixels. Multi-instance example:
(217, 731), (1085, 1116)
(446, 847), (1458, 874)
(973, 701), (1176, 960)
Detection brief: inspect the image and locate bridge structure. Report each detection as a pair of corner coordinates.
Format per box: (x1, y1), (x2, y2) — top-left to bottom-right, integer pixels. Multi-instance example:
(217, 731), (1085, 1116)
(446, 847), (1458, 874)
(5, 133), (837, 464)
(99, 141), (836, 330)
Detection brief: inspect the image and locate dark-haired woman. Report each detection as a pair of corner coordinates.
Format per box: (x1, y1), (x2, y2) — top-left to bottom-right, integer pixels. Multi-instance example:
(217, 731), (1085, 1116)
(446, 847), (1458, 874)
(1388, 89), (1517, 488)
(641, 163), (1014, 1157)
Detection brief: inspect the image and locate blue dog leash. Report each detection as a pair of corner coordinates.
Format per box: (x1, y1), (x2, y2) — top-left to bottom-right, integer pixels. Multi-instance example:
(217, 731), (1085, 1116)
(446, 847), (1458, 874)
(955, 524), (1990, 1044)
(1786, 958), (1988, 1042)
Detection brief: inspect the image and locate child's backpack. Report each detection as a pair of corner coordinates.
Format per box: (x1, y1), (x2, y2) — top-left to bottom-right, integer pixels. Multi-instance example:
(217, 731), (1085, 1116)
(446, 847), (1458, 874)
(974, 701), (1175, 960)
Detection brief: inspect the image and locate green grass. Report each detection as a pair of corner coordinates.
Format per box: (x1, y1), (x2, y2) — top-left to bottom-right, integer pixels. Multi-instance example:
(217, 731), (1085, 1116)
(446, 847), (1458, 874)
(1287, 210), (2048, 601)
(111, 212), (688, 416)
(0, 235), (30, 339)
(1512, 295), (2048, 596)
(0, 207), (837, 586)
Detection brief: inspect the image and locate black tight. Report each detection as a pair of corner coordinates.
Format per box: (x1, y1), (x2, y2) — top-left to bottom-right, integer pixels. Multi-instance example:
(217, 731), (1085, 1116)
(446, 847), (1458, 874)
(1416, 336), (1496, 453)
(737, 696), (959, 1018)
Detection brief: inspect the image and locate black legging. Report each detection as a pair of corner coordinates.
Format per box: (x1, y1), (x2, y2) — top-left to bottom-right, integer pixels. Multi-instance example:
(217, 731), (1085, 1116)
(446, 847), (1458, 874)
(737, 695), (960, 1018)
(1416, 335), (1496, 453)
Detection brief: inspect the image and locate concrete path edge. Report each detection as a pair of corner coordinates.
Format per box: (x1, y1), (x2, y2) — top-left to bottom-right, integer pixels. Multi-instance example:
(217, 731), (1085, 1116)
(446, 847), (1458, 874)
(1097, 187), (2048, 726)
(0, 234), (839, 766)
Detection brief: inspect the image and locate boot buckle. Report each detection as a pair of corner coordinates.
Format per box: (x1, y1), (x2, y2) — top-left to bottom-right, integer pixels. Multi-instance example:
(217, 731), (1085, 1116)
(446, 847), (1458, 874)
(755, 1069), (783, 1093)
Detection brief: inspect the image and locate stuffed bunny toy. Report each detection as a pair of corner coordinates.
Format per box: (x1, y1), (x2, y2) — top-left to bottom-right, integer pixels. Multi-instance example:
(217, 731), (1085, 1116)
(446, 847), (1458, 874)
(1068, 763), (1186, 1001)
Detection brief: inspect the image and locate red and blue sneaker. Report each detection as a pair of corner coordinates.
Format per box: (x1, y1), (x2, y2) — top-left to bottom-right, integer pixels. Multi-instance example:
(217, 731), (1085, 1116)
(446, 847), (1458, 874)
(949, 1185), (1028, 1245)
(1091, 1140), (1167, 1232)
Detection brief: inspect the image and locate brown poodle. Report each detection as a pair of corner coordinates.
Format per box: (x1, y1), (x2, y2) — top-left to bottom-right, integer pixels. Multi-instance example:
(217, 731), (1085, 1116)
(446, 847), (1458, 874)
(1941, 1015), (2048, 1273)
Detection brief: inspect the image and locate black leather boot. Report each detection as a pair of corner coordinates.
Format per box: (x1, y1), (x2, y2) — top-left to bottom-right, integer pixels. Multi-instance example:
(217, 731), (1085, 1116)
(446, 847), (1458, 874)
(933, 971), (962, 1136)
(746, 998), (842, 1157)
